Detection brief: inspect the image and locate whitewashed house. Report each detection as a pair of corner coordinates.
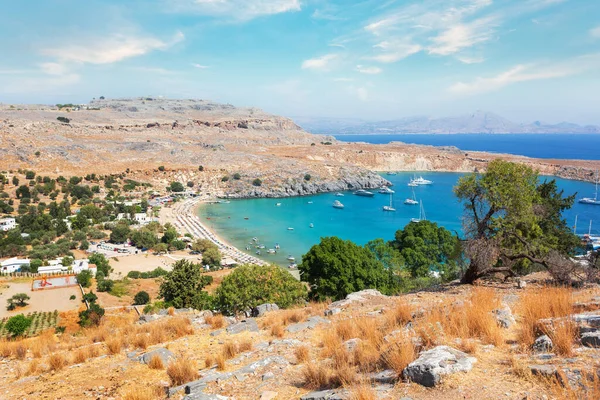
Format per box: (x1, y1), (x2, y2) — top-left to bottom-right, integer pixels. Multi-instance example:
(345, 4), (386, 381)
(116, 212), (155, 225)
(0, 217), (17, 231)
(0, 257), (30, 273)
(38, 258), (97, 275)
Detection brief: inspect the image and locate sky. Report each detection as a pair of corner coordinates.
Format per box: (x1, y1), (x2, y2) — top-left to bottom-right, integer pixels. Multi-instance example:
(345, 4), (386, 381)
(1, 0), (599, 124)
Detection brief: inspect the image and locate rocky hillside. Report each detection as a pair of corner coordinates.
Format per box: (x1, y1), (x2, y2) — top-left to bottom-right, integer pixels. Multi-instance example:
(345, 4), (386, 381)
(1, 278), (599, 399)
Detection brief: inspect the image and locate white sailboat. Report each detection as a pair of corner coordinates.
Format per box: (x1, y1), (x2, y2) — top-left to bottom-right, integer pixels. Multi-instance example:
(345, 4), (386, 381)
(404, 188), (419, 205)
(579, 171), (600, 205)
(383, 194), (396, 212)
(411, 201), (426, 223)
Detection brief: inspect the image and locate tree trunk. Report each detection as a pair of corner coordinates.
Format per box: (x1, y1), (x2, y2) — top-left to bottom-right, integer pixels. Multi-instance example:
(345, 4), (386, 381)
(461, 262), (480, 284)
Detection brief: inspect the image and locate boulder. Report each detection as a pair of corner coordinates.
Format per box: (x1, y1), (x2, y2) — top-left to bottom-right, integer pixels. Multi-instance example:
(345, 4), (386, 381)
(329, 290), (383, 308)
(529, 364), (558, 378)
(493, 305), (515, 329)
(581, 331), (600, 347)
(226, 319), (259, 334)
(533, 335), (553, 353)
(287, 316), (330, 333)
(138, 348), (175, 365)
(343, 338), (361, 352)
(262, 372), (275, 381)
(300, 389), (349, 400)
(253, 303), (279, 317)
(324, 307), (341, 317)
(403, 346), (477, 387)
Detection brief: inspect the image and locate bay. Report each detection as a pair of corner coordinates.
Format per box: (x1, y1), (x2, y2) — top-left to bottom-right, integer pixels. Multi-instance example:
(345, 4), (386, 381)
(334, 134), (600, 161)
(198, 172), (600, 266)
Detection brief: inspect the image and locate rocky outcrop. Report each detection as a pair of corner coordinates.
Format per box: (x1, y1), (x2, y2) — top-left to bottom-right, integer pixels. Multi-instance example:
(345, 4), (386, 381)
(403, 346), (477, 387)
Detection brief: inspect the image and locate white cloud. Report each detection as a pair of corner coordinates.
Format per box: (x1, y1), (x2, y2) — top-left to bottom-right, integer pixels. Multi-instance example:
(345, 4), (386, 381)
(333, 77), (354, 82)
(428, 16), (497, 56)
(39, 62), (69, 76)
(302, 54), (338, 71)
(168, 0), (301, 21)
(372, 41), (422, 63)
(192, 63), (210, 69)
(449, 54), (600, 95)
(591, 26), (600, 39)
(456, 55), (485, 64)
(356, 65), (382, 74)
(42, 31), (184, 65)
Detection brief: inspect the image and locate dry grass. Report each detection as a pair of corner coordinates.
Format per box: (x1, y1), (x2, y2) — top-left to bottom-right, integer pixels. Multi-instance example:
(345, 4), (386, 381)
(148, 354), (165, 370)
(134, 334), (149, 350)
(88, 344), (101, 358)
(222, 342), (239, 360)
(122, 385), (165, 400)
(26, 359), (40, 376)
(215, 354), (226, 371)
(547, 319), (577, 357)
(381, 338), (417, 375)
(517, 287), (574, 348)
(205, 314), (226, 329)
(509, 355), (531, 379)
(31, 330), (57, 358)
(48, 353), (67, 371)
(205, 355), (214, 368)
(238, 339), (253, 353)
(166, 357), (199, 386)
(106, 336), (124, 355)
(330, 362), (357, 387)
(149, 325), (166, 345)
(457, 339), (479, 355)
(548, 371), (600, 400)
(295, 345), (310, 363)
(167, 306), (175, 316)
(302, 363), (332, 390)
(349, 384), (378, 400)
(353, 341), (380, 372)
(335, 319), (357, 341)
(271, 324), (285, 338)
(73, 348), (88, 364)
(261, 308), (307, 330)
(0, 341), (14, 358)
(14, 343), (27, 360)
(383, 300), (413, 329)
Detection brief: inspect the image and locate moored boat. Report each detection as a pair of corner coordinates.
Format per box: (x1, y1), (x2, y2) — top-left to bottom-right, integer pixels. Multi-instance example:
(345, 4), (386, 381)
(354, 189), (375, 197)
(332, 200), (344, 209)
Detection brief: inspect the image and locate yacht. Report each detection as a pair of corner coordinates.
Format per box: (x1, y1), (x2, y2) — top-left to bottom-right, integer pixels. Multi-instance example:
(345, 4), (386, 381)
(378, 187), (395, 194)
(383, 194), (396, 212)
(275, 243), (280, 249)
(410, 176), (433, 186)
(354, 189), (375, 197)
(287, 227), (294, 231)
(267, 249), (276, 254)
(335, 193), (345, 197)
(408, 181), (418, 187)
(307, 201), (313, 204)
(411, 202), (426, 223)
(287, 255), (296, 262)
(309, 223), (314, 228)
(332, 200), (344, 209)
(252, 237), (259, 242)
(404, 188), (419, 205)
(386, 172), (398, 175)
(276, 202), (282, 207)
(217, 200), (230, 204)
(288, 263), (298, 269)
(579, 171), (600, 205)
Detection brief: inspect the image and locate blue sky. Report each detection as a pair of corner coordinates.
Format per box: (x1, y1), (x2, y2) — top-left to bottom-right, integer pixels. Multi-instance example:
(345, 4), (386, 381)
(1, 0), (599, 124)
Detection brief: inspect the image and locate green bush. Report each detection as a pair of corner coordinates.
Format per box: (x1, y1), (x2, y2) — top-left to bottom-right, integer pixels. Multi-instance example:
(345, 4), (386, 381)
(69, 295), (76, 300)
(158, 166), (165, 172)
(127, 271), (141, 279)
(82, 292), (98, 303)
(233, 173), (241, 180)
(304, 174), (311, 181)
(252, 178), (262, 187)
(5, 314), (32, 337)
(159, 260), (212, 309)
(221, 176), (229, 182)
(76, 270), (92, 288)
(133, 291), (150, 305)
(169, 181), (184, 192)
(97, 279), (114, 292)
(215, 264), (306, 315)
(78, 303), (105, 327)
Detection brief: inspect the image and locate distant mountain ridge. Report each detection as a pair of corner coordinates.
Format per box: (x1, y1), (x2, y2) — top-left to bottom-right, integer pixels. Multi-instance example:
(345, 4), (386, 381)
(293, 111), (600, 135)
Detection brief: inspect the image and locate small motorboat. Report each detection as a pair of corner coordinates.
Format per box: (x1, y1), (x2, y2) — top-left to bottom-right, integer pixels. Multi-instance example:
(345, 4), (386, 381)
(276, 203), (282, 207)
(287, 255), (296, 261)
(333, 200), (344, 209)
(287, 227), (294, 231)
(354, 189), (375, 197)
(309, 223), (314, 228)
(288, 263), (298, 269)
(256, 250), (261, 255)
(307, 201), (313, 204)
(335, 193), (344, 197)
(275, 243), (280, 249)
(267, 249), (276, 254)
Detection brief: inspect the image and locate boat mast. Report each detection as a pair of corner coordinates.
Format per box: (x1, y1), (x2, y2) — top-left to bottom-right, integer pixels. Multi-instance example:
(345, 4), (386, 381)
(574, 215), (578, 234)
(589, 220), (593, 236)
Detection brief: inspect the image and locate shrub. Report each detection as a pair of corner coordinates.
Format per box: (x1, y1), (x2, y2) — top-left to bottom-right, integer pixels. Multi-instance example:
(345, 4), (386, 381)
(69, 295), (76, 300)
(295, 345), (310, 363)
(82, 292), (98, 303)
(5, 314), (32, 337)
(148, 354), (164, 369)
(252, 178), (262, 187)
(166, 357), (199, 385)
(133, 291), (150, 305)
(186, 181), (194, 188)
(169, 182), (184, 192)
(158, 166), (165, 172)
(97, 279), (114, 292)
(6, 293), (30, 310)
(304, 174), (311, 181)
(76, 270), (92, 288)
(198, 166), (204, 171)
(159, 260), (212, 309)
(233, 173), (241, 180)
(48, 353), (67, 371)
(215, 264), (307, 315)
(78, 303), (105, 327)
(57, 116), (70, 124)
(221, 176), (229, 182)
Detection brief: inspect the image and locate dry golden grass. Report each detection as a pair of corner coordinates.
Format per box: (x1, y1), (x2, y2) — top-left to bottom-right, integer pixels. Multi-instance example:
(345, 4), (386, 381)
(383, 300), (413, 329)
(335, 319), (357, 341)
(106, 336), (124, 355)
(547, 319), (577, 357)
(238, 339), (253, 353)
(88, 344), (101, 358)
(457, 339), (479, 355)
(349, 384), (378, 400)
(14, 343), (27, 360)
(26, 359), (40, 376)
(73, 348), (88, 364)
(204, 355), (214, 368)
(222, 342), (238, 360)
(48, 353), (67, 371)
(261, 308), (308, 330)
(148, 354), (165, 370)
(215, 354), (226, 371)
(330, 362), (357, 387)
(548, 371), (600, 400)
(381, 338), (417, 375)
(509, 355), (531, 379)
(320, 329), (343, 359)
(295, 345), (310, 363)
(302, 363), (332, 390)
(517, 287), (574, 348)
(271, 324), (285, 338)
(0, 341), (13, 358)
(167, 307), (175, 316)
(353, 341), (380, 372)
(166, 357), (198, 386)
(205, 314), (226, 329)
(122, 385), (164, 400)
(164, 317), (194, 337)
(134, 334), (149, 350)
(149, 326), (166, 345)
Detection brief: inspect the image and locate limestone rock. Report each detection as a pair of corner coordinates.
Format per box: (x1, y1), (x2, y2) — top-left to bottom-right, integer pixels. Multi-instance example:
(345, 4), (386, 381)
(253, 303), (279, 317)
(533, 335), (553, 353)
(529, 364), (558, 378)
(403, 346), (477, 387)
(138, 348), (175, 365)
(260, 392), (278, 400)
(287, 316), (330, 333)
(493, 304), (515, 329)
(329, 289), (384, 308)
(300, 389), (349, 400)
(581, 331), (600, 347)
(226, 319), (259, 334)
(324, 307), (341, 317)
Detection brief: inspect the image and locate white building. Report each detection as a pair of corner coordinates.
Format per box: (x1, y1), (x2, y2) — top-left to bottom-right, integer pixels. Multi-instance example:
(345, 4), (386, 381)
(0, 217), (16, 231)
(0, 257), (30, 273)
(38, 258), (97, 275)
(116, 212), (155, 225)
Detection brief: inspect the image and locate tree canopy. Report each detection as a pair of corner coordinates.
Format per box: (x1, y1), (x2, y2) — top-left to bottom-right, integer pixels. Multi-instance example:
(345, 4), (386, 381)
(159, 260), (212, 309)
(454, 159), (580, 283)
(215, 264), (307, 315)
(299, 236), (394, 301)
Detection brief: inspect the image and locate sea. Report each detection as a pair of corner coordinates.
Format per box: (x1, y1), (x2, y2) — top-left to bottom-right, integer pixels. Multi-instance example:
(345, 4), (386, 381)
(334, 133), (600, 160)
(199, 172), (600, 267)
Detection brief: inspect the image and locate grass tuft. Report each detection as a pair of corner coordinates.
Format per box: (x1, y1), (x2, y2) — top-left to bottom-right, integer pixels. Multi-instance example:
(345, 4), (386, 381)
(148, 354), (165, 370)
(166, 357), (198, 386)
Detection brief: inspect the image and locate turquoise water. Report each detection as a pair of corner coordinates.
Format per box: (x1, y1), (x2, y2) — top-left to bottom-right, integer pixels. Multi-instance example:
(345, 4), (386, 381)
(198, 172), (600, 266)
